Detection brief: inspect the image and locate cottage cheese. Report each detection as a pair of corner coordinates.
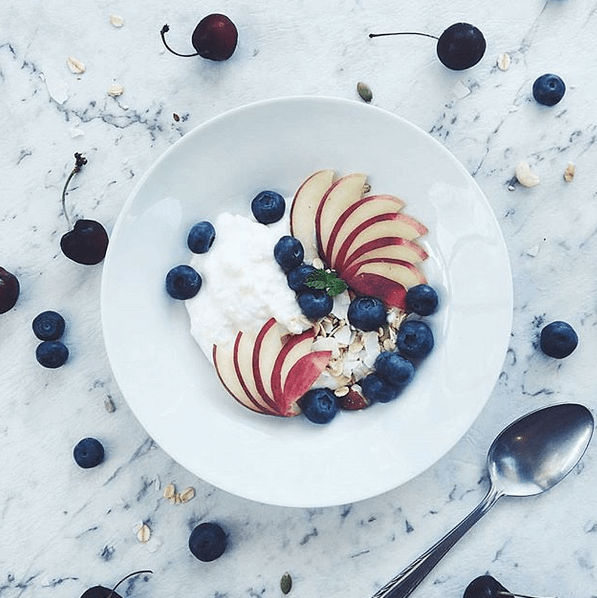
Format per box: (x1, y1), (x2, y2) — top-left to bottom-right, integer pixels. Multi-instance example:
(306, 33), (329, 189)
(185, 212), (311, 362)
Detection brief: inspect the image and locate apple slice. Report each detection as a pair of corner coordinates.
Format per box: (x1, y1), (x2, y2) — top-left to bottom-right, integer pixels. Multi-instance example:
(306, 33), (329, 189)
(290, 169), (335, 263)
(325, 194), (405, 266)
(342, 237), (428, 272)
(314, 173), (367, 266)
(270, 329), (316, 414)
(334, 212), (428, 272)
(343, 258), (427, 287)
(213, 343), (271, 415)
(252, 317), (286, 407)
(345, 272), (410, 310)
(233, 331), (279, 415)
(280, 350), (333, 415)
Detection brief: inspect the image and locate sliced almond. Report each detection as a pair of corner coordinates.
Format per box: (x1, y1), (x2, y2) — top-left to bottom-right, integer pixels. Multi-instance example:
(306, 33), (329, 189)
(334, 386), (350, 397)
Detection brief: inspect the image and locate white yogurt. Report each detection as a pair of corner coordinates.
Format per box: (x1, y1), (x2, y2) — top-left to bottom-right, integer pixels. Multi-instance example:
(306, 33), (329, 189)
(185, 212), (311, 361)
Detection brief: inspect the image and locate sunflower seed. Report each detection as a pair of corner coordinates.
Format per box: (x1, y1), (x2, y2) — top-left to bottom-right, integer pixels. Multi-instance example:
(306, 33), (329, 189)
(136, 523), (151, 543)
(497, 53), (511, 71)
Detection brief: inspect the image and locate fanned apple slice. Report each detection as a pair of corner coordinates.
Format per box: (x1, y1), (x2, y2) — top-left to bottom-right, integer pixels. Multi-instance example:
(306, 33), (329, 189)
(325, 194), (405, 266)
(233, 331), (279, 415)
(342, 237), (428, 272)
(270, 329), (316, 415)
(334, 212), (428, 272)
(346, 272), (409, 310)
(281, 350), (333, 414)
(290, 169), (335, 263)
(213, 344), (269, 415)
(252, 318), (286, 407)
(315, 173), (367, 266)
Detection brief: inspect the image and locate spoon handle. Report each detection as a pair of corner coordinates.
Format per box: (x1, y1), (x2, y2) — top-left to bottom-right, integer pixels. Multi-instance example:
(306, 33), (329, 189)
(371, 485), (502, 598)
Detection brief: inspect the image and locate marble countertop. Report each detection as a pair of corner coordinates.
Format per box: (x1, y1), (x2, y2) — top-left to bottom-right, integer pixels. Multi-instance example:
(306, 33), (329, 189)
(2, 0), (597, 597)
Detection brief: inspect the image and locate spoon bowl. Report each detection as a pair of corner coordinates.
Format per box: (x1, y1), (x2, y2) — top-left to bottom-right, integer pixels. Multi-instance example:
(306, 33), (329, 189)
(372, 403), (594, 598)
(488, 402), (594, 497)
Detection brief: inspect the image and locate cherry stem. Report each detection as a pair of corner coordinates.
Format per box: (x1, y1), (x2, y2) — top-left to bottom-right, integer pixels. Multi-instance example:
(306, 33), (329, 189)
(107, 570), (153, 598)
(61, 152), (87, 230)
(368, 31), (439, 40)
(498, 591), (557, 598)
(160, 25), (200, 57)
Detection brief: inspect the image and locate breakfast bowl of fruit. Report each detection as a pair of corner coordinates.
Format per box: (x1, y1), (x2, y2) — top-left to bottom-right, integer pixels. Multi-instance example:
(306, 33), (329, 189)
(101, 96), (512, 507)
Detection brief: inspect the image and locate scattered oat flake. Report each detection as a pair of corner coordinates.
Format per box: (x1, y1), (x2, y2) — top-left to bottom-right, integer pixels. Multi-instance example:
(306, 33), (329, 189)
(452, 80), (471, 99)
(104, 397), (116, 412)
(66, 56), (86, 74)
(163, 483), (175, 500)
(515, 161), (540, 188)
(136, 523), (151, 543)
(110, 14), (125, 27)
(179, 487), (196, 503)
(497, 53), (511, 71)
(563, 162), (576, 182)
(107, 83), (124, 97)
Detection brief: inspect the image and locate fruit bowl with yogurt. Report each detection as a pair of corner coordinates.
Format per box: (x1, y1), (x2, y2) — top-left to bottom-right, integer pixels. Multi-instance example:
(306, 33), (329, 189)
(101, 97), (512, 506)
(174, 170), (438, 424)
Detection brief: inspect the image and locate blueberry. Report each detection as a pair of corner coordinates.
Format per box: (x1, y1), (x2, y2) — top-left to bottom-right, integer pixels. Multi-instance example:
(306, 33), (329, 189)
(532, 73), (566, 106)
(297, 289), (333, 320)
(251, 190), (285, 224)
(166, 265), (202, 299)
(187, 221), (216, 254)
(396, 320), (434, 359)
(189, 522), (227, 562)
(347, 296), (387, 331)
(405, 284), (439, 316)
(32, 310), (66, 340)
(374, 352), (415, 387)
(287, 263), (316, 292)
(360, 373), (401, 403)
(274, 236), (304, 272)
(299, 388), (338, 424)
(540, 320), (578, 358)
(36, 340), (69, 368)
(73, 437), (105, 468)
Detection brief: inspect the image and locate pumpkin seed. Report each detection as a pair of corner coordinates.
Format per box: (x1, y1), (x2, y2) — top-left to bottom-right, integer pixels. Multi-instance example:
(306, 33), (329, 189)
(280, 572), (292, 594)
(357, 81), (373, 103)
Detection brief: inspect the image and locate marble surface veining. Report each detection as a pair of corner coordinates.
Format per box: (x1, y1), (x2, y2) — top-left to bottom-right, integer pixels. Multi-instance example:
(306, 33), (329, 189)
(2, 0), (597, 597)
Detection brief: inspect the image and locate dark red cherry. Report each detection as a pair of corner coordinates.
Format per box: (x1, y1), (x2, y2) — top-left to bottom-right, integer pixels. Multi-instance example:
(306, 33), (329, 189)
(464, 575), (510, 598)
(80, 570), (152, 598)
(369, 22), (486, 71)
(160, 14), (238, 61)
(0, 267), (20, 313)
(60, 153), (109, 266)
(60, 219), (109, 265)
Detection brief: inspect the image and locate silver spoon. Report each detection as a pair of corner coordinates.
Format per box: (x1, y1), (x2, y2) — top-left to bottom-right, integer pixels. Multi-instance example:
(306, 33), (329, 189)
(372, 402), (594, 598)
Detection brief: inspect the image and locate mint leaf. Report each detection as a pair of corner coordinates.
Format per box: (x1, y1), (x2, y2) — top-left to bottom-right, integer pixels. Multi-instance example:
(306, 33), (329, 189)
(305, 269), (347, 297)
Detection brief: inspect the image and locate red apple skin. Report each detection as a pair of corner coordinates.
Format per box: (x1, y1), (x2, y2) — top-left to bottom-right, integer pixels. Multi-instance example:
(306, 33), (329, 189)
(281, 350), (332, 414)
(289, 169), (335, 262)
(270, 329), (316, 409)
(342, 257), (427, 287)
(314, 173), (367, 267)
(212, 344), (269, 415)
(251, 317), (285, 410)
(324, 194), (405, 265)
(333, 212), (428, 272)
(345, 272), (409, 310)
(340, 237), (428, 274)
(233, 331), (280, 415)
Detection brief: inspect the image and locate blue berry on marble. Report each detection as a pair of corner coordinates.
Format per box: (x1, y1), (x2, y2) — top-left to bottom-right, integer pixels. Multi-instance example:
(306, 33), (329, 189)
(73, 437), (105, 468)
(189, 522), (228, 561)
(532, 74), (566, 106)
(32, 310), (66, 341)
(36, 340), (69, 368)
(540, 320), (577, 358)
